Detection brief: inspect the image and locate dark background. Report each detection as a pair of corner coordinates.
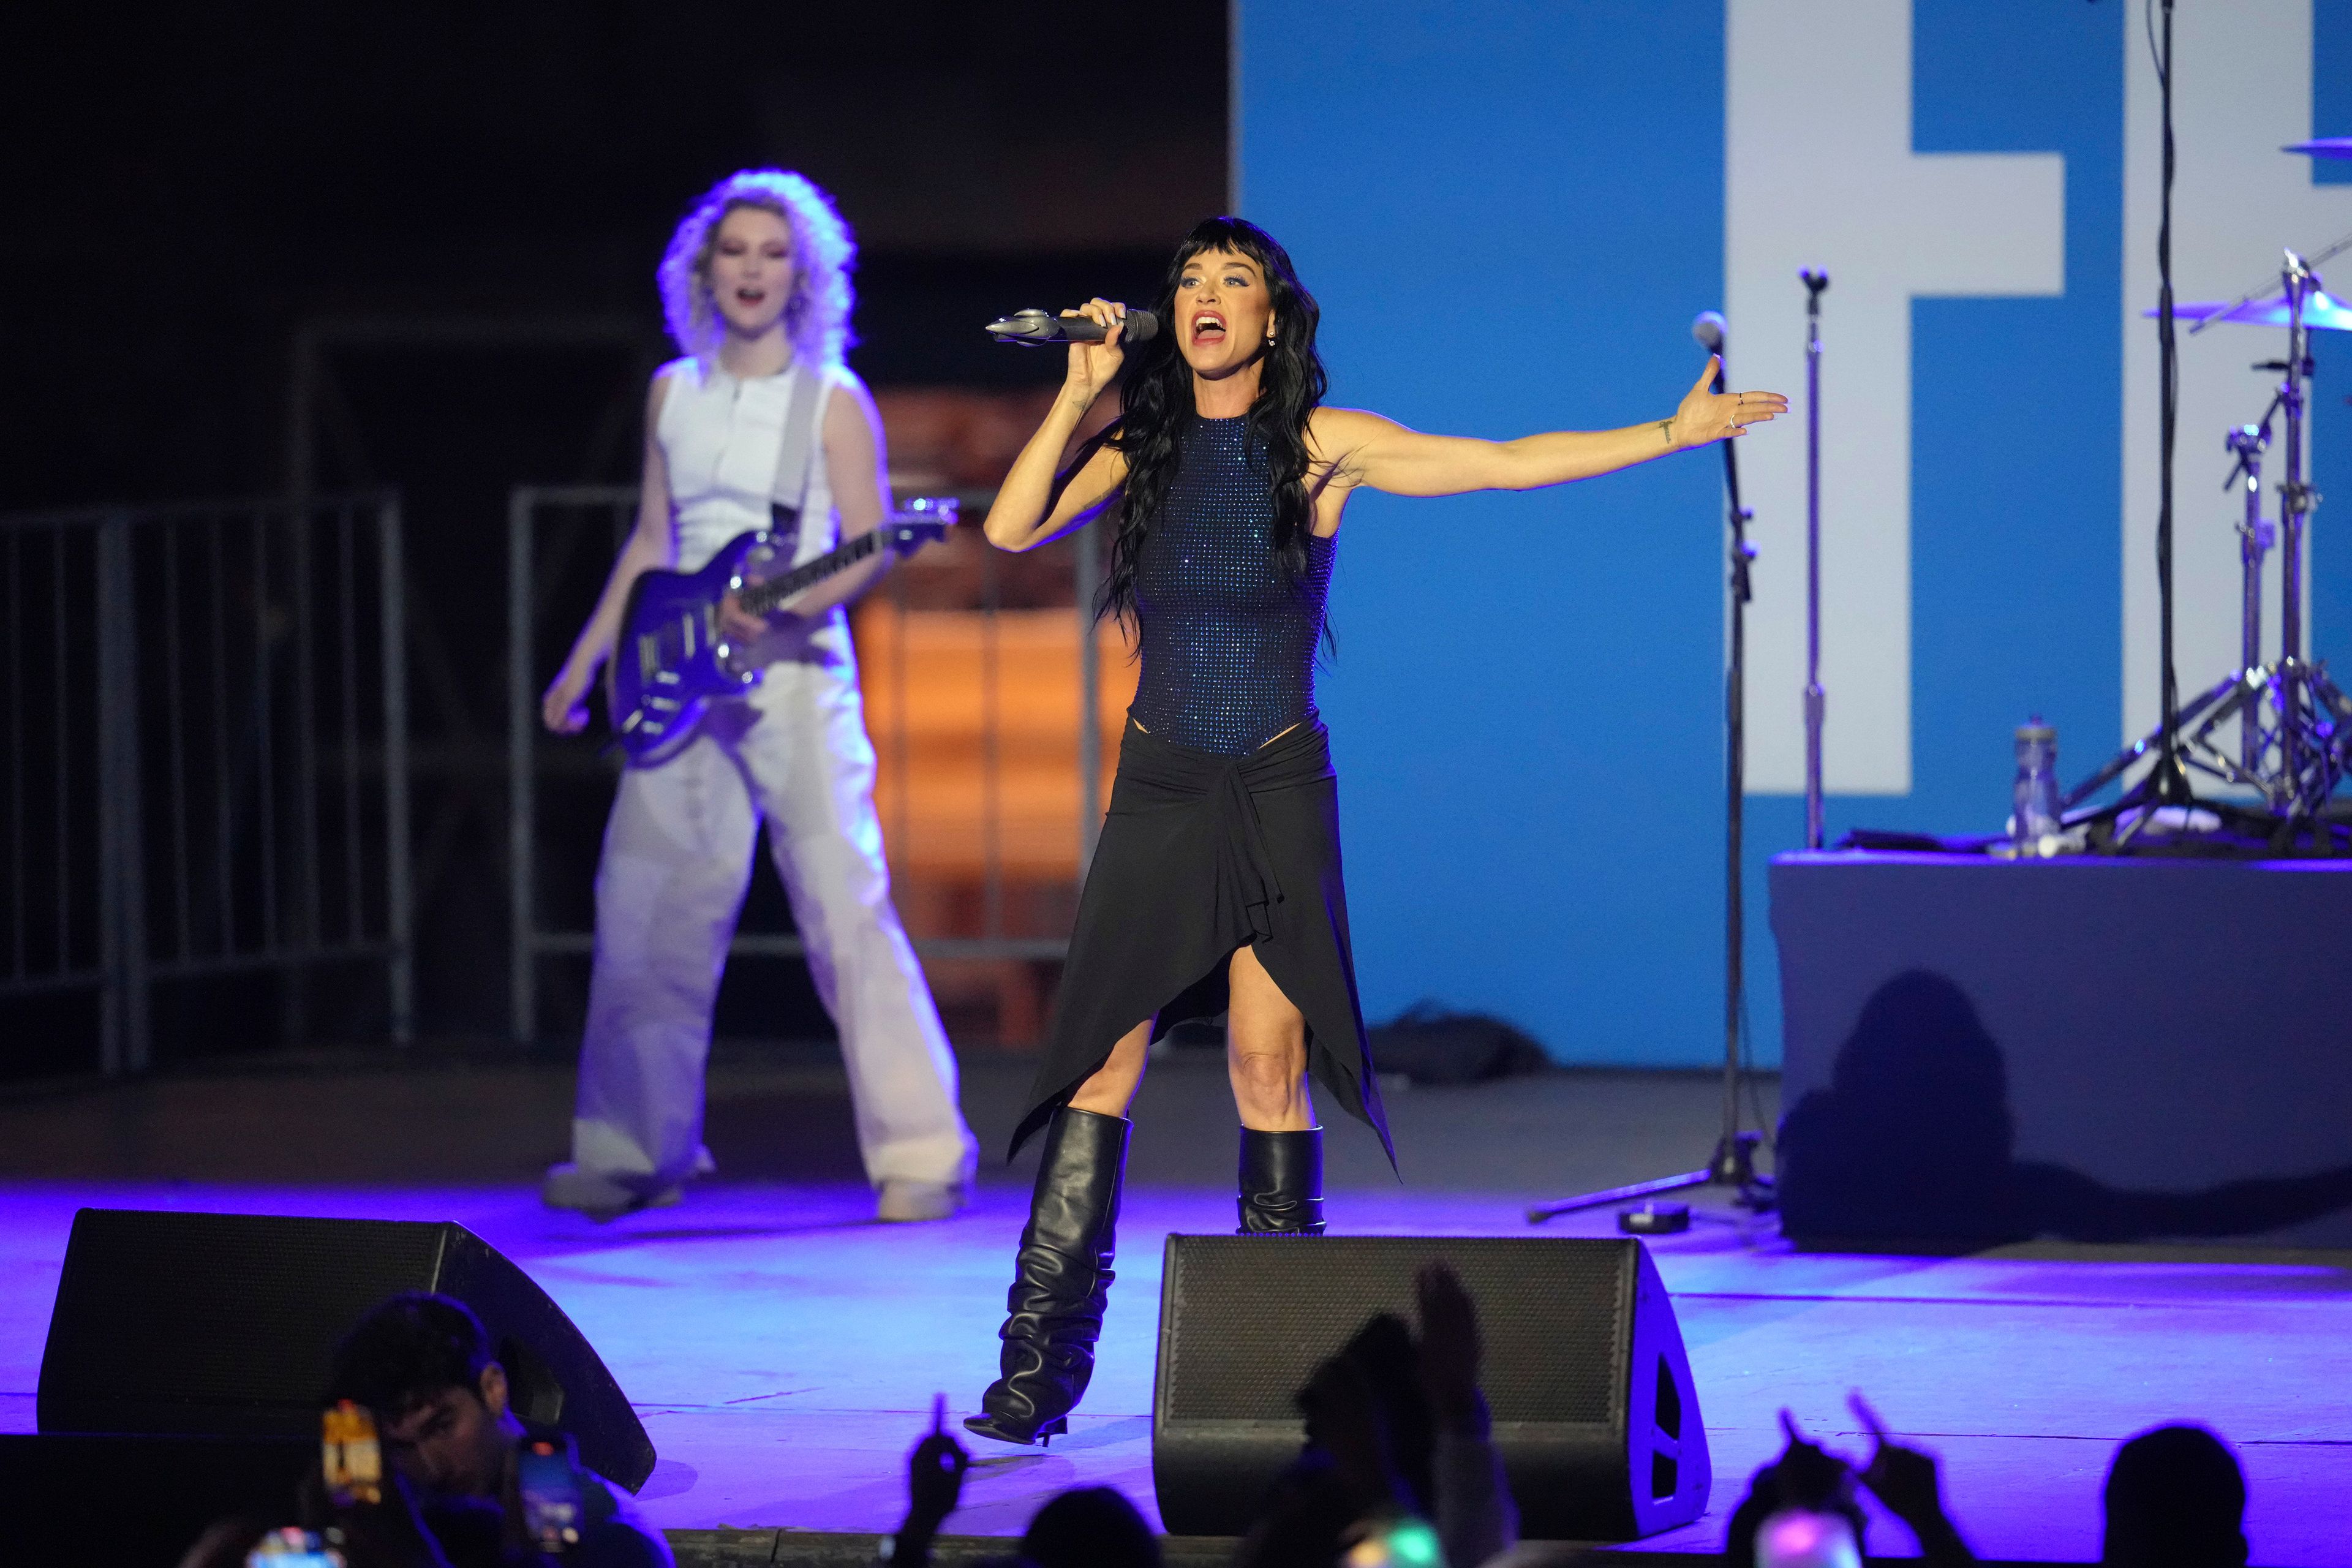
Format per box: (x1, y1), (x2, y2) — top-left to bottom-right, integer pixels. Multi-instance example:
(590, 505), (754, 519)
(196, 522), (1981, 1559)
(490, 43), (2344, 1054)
(0, 2), (1226, 1066)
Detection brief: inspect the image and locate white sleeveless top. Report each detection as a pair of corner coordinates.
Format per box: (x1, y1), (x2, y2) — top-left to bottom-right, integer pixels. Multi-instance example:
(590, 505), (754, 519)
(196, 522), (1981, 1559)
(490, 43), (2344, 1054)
(655, 355), (852, 575)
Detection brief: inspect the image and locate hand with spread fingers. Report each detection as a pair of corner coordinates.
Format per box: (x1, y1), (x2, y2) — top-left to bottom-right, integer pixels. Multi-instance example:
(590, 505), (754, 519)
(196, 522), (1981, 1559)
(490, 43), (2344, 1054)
(1851, 1391), (1977, 1566)
(1672, 355), (1788, 448)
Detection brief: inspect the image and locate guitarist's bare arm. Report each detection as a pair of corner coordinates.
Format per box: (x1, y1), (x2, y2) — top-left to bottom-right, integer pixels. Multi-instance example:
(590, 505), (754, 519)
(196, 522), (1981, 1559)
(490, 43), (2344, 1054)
(543, 373), (679, 734)
(720, 371), (896, 638)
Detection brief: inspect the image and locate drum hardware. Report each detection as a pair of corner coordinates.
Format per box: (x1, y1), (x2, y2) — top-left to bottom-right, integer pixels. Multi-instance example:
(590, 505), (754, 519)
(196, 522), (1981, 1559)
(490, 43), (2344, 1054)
(2071, 253), (2350, 841)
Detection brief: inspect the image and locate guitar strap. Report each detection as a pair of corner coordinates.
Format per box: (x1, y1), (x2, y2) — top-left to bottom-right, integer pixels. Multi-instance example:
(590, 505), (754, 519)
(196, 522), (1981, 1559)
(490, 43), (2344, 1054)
(767, 361), (824, 556)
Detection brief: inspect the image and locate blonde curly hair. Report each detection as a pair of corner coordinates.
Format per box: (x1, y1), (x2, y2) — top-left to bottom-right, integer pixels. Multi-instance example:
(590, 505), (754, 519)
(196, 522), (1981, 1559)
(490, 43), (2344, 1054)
(658, 169), (856, 366)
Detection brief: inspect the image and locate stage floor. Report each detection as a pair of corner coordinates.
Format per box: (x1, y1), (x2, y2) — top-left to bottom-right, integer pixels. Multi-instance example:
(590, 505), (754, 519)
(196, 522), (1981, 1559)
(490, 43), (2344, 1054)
(1, 1052), (2346, 1563)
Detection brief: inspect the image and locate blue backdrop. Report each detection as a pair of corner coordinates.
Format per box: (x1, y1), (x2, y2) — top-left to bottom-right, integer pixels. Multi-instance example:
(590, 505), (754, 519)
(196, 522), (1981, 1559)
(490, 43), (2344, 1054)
(1235, 0), (2352, 1066)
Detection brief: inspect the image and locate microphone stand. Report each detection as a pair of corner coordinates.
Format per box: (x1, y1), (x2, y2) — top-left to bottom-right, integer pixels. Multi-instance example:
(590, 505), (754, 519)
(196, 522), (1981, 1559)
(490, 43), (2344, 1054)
(1802, 270), (1830, 848)
(1526, 331), (1776, 1228)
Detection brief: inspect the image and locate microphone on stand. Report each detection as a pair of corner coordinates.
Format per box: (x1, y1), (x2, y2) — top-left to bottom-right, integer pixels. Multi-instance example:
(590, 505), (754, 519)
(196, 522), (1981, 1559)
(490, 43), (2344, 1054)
(1692, 311), (1728, 389)
(1692, 312), (1743, 518)
(987, 308), (1162, 345)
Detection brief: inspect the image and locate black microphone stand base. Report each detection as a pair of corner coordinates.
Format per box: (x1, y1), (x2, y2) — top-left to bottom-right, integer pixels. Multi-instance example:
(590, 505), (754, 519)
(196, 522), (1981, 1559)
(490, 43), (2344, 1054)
(1526, 1131), (1776, 1226)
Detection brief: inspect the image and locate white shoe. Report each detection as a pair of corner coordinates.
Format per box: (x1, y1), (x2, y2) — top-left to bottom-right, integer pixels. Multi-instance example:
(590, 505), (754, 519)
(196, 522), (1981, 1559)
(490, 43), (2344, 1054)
(876, 1180), (965, 1223)
(541, 1163), (684, 1223)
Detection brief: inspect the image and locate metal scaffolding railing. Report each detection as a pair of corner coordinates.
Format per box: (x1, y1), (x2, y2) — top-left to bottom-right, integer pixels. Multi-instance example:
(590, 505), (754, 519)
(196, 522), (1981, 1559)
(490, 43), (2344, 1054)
(0, 493), (413, 1072)
(507, 484), (1115, 1046)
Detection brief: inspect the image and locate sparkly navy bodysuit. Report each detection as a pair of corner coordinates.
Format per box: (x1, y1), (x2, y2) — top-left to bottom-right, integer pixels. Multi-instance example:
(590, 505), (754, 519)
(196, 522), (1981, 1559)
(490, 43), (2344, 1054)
(1128, 413), (1336, 756)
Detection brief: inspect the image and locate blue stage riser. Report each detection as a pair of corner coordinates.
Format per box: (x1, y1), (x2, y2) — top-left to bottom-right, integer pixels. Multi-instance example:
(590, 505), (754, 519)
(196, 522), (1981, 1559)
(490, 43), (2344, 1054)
(1772, 852), (2352, 1250)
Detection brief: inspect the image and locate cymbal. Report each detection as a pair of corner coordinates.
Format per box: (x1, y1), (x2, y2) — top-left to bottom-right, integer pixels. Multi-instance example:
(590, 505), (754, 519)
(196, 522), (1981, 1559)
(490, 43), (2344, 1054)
(2144, 291), (2352, 331)
(2283, 138), (2352, 159)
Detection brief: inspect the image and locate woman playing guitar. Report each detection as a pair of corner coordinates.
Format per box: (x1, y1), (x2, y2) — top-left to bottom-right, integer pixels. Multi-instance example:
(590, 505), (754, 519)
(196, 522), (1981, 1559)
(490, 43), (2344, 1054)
(538, 169), (977, 1223)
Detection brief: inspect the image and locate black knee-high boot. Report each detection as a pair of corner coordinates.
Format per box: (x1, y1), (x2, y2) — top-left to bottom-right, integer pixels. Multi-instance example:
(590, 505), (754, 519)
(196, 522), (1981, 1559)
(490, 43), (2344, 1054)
(965, 1106), (1129, 1446)
(1238, 1127), (1325, 1234)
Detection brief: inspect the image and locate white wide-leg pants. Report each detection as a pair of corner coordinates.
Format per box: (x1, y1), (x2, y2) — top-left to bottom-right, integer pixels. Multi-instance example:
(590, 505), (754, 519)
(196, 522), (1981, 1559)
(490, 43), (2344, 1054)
(569, 655), (978, 1194)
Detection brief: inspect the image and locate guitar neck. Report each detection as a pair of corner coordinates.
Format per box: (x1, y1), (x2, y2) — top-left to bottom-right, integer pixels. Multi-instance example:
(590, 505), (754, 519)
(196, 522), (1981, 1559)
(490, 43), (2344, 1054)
(737, 530), (885, 618)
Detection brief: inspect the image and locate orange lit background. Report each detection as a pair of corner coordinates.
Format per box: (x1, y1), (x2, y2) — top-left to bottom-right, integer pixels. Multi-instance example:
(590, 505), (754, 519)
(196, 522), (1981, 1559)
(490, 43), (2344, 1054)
(855, 387), (1136, 1043)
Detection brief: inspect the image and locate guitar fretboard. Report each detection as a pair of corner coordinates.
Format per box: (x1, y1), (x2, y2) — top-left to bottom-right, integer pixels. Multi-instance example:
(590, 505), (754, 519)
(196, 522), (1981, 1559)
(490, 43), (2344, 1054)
(737, 530), (888, 617)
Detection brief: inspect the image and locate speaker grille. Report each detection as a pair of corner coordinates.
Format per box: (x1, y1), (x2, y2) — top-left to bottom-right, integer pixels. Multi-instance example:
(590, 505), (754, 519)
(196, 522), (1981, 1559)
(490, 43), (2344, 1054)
(43, 1212), (453, 1417)
(1162, 1236), (1626, 1425)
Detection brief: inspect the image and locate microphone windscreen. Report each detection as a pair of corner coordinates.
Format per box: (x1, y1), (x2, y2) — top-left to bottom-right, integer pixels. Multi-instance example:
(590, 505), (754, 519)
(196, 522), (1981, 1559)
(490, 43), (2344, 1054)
(1692, 311), (1726, 351)
(1120, 311), (1161, 342)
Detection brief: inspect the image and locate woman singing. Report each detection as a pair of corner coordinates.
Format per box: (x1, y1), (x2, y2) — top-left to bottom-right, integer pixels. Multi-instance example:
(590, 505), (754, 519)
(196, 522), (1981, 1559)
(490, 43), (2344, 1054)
(963, 216), (1785, 1445)
(538, 170), (977, 1224)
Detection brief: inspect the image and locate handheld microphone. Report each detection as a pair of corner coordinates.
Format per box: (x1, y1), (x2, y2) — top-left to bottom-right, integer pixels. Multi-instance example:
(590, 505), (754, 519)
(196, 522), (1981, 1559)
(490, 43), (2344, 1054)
(986, 308), (1161, 346)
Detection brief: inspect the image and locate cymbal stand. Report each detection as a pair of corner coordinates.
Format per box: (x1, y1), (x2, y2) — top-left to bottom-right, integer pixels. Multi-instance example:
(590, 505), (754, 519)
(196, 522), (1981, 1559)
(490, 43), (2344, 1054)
(2066, 254), (2352, 838)
(2226, 419), (2274, 775)
(2274, 252), (2321, 799)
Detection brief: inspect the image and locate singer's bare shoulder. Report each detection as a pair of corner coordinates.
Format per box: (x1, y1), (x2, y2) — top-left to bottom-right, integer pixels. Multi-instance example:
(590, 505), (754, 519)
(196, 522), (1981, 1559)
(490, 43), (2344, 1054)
(1306, 406), (1497, 496)
(1303, 405), (1397, 491)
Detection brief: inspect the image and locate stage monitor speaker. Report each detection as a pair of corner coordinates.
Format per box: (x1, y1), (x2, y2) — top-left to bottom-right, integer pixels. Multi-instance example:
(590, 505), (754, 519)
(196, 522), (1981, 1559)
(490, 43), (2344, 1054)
(1152, 1235), (1708, 1543)
(36, 1208), (656, 1491)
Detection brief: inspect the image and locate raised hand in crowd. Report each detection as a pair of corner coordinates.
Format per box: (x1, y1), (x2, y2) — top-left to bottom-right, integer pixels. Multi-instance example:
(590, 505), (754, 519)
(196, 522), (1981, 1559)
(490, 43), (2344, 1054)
(1414, 1264), (1518, 1567)
(1300, 1336), (1416, 1516)
(1725, 1411), (1869, 1568)
(1850, 1392), (1975, 1566)
(1414, 1262), (1485, 1436)
(887, 1396), (973, 1568)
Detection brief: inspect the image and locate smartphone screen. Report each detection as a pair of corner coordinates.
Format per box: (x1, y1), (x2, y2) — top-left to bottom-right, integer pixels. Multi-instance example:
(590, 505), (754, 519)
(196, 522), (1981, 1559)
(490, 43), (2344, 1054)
(321, 1400), (382, 1507)
(1343, 1514), (1442, 1568)
(244, 1526), (344, 1566)
(518, 1438), (584, 1553)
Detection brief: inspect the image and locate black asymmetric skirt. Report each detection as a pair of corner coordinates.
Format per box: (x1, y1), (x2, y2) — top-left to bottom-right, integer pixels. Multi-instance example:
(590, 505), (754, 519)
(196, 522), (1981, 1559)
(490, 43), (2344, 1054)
(1008, 718), (1395, 1167)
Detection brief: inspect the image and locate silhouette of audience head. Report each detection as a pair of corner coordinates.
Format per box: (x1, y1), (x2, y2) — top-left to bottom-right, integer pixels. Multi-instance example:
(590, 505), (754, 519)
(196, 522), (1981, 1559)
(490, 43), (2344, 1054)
(1020, 1485), (1159, 1568)
(1754, 1507), (1864, 1568)
(323, 1292), (519, 1498)
(2102, 1424), (2248, 1568)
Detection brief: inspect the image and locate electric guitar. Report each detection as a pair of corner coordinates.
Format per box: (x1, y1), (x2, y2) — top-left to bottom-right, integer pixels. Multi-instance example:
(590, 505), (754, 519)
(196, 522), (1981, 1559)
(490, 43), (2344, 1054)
(611, 496), (956, 765)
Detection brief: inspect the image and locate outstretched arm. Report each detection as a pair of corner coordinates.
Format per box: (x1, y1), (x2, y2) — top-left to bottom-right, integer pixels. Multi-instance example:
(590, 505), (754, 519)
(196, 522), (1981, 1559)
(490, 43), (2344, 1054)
(1327, 356), (1785, 498)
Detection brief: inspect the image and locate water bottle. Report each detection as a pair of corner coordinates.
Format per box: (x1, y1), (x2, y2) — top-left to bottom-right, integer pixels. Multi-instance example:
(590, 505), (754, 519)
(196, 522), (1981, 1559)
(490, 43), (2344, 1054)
(2011, 716), (2062, 854)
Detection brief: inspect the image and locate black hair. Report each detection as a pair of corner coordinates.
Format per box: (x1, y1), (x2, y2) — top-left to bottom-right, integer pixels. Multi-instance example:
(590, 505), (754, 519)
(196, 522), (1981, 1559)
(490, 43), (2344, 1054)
(1097, 216), (1328, 631)
(2102, 1424), (2248, 1567)
(323, 1292), (495, 1418)
(1020, 1486), (1160, 1568)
